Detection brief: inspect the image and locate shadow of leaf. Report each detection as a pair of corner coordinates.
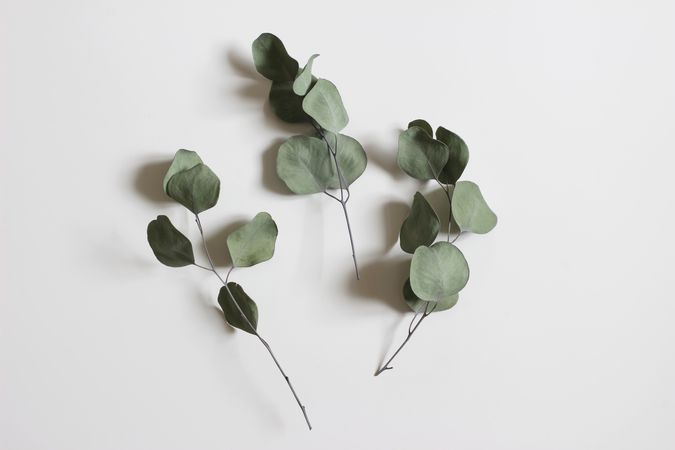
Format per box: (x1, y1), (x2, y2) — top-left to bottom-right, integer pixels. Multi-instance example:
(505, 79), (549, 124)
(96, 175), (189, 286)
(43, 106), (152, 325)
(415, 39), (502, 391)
(204, 219), (248, 268)
(348, 256), (411, 313)
(134, 159), (172, 204)
(261, 138), (294, 196)
(382, 200), (409, 253)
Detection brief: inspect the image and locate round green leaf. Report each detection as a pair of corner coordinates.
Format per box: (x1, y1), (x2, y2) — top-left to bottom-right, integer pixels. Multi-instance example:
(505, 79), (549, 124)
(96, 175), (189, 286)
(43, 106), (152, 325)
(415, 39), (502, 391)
(452, 181), (497, 234)
(397, 126), (450, 180)
(166, 163), (220, 214)
(302, 79), (349, 133)
(218, 282), (258, 334)
(408, 119), (433, 137)
(410, 242), (469, 302)
(163, 149), (203, 194)
(227, 212), (278, 267)
(269, 80), (310, 123)
(322, 132), (367, 188)
(400, 192), (440, 254)
(436, 126), (469, 184)
(147, 215), (195, 267)
(403, 278), (458, 313)
(293, 54), (319, 96)
(276, 135), (333, 194)
(252, 33), (299, 82)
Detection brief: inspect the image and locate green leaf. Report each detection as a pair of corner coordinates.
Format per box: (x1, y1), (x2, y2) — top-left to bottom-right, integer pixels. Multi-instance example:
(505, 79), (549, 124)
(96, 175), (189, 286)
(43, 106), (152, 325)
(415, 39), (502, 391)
(227, 212), (278, 267)
(408, 119), (433, 137)
(436, 127), (469, 184)
(252, 33), (299, 82)
(166, 164), (220, 214)
(400, 192), (440, 254)
(146, 215), (195, 267)
(293, 54), (319, 96)
(321, 132), (367, 188)
(452, 181), (497, 234)
(403, 278), (458, 313)
(302, 79), (349, 133)
(163, 149), (203, 194)
(269, 80), (310, 123)
(397, 126), (449, 180)
(218, 282), (259, 334)
(410, 242), (469, 302)
(276, 135), (333, 194)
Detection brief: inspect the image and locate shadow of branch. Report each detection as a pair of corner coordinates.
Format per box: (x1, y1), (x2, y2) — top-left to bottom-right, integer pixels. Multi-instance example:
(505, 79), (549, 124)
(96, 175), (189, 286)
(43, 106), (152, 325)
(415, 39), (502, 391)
(204, 219), (248, 268)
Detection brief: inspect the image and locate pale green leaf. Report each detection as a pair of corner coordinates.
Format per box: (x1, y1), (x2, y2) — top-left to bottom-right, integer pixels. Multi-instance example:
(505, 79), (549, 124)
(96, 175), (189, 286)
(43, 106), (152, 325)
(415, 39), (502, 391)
(276, 135), (333, 194)
(397, 126), (449, 180)
(403, 278), (458, 313)
(163, 149), (203, 193)
(302, 79), (349, 132)
(293, 54), (319, 96)
(321, 132), (367, 188)
(166, 164), (220, 214)
(410, 242), (469, 302)
(227, 212), (278, 267)
(452, 181), (497, 234)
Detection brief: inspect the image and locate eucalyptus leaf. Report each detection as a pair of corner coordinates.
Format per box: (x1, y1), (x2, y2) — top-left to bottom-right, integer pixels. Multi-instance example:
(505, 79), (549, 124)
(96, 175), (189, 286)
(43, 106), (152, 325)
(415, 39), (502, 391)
(269, 80), (310, 123)
(227, 212), (278, 267)
(218, 282), (258, 334)
(163, 149), (202, 193)
(408, 119), (433, 137)
(436, 127), (469, 185)
(400, 192), (440, 254)
(293, 54), (319, 96)
(397, 126), (450, 180)
(410, 242), (469, 302)
(252, 33), (299, 82)
(452, 181), (497, 234)
(302, 79), (349, 132)
(277, 135), (333, 194)
(321, 132), (367, 188)
(147, 215), (195, 267)
(166, 164), (220, 214)
(403, 278), (458, 313)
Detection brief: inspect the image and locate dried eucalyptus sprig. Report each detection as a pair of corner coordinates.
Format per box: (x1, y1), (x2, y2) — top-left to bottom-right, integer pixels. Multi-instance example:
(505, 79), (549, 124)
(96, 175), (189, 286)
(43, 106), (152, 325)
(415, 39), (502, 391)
(375, 120), (497, 376)
(146, 149), (312, 429)
(252, 32), (367, 279)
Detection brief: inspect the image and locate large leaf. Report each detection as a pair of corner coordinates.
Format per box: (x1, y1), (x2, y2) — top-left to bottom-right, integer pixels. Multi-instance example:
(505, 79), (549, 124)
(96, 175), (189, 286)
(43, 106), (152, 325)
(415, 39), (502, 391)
(302, 79), (349, 133)
(166, 164), (220, 214)
(147, 215), (195, 267)
(400, 192), (440, 254)
(410, 242), (469, 302)
(408, 119), (433, 137)
(403, 278), (458, 313)
(163, 149), (202, 193)
(218, 283), (258, 334)
(452, 181), (497, 234)
(397, 126), (449, 180)
(252, 33), (299, 82)
(436, 127), (469, 185)
(276, 135), (333, 194)
(321, 132), (367, 188)
(269, 80), (310, 123)
(226, 212), (278, 267)
(293, 54), (319, 96)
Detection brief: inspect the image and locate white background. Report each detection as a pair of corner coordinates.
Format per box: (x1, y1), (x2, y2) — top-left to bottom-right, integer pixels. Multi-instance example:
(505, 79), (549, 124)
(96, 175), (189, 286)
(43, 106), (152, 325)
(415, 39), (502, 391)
(2, 0), (674, 449)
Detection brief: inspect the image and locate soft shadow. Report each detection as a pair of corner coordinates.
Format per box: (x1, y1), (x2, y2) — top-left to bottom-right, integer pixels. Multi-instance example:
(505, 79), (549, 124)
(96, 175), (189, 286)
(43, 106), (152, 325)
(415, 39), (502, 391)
(382, 200), (409, 252)
(348, 257), (411, 313)
(134, 159), (172, 203)
(192, 290), (236, 335)
(204, 220), (248, 267)
(375, 315), (407, 372)
(361, 127), (404, 179)
(261, 138), (293, 195)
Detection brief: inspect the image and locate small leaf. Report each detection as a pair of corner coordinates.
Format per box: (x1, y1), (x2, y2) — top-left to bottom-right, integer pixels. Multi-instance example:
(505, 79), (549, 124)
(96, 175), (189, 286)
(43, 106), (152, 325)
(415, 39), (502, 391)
(269, 80), (311, 123)
(293, 54), (319, 96)
(276, 135), (333, 194)
(436, 127), (469, 184)
(408, 119), (433, 137)
(397, 126), (449, 180)
(166, 164), (220, 214)
(321, 132), (367, 188)
(452, 181), (497, 234)
(302, 79), (349, 133)
(400, 192), (440, 254)
(403, 278), (458, 313)
(252, 33), (299, 82)
(147, 215), (195, 267)
(410, 242), (469, 302)
(163, 149), (203, 194)
(227, 212), (278, 267)
(218, 283), (259, 334)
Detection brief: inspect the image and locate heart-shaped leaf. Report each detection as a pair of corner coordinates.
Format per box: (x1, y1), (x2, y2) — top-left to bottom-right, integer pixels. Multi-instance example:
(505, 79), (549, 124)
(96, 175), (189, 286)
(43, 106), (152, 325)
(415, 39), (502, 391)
(410, 242), (469, 302)
(408, 119), (433, 137)
(147, 215), (195, 267)
(293, 54), (319, 96)
(218, 282), (258, 334)
(436, 127), (469, 185)
(252, 33), (299, 82)
(276, 135), (333, 194)
(400, 192), (440, 254)
(321, 132), (367, 188)
(163, 149), (203, 193)
(166, 164), (220, 214)
(227, 212), (278, 267)
(269, 80), (310, 123)
(397, 126), (449, 180)
(403, 278), (458, 313)
(302, 79), (349, 133)
(452, 181), (497, 234)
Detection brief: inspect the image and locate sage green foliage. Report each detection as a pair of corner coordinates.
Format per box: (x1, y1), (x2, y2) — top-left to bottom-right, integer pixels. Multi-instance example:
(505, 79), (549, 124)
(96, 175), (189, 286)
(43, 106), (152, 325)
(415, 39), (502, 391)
(252, 33), (298, 82)
(302, 79), (349, 132)
(400, 192), (440, 254)
(277, 135), (334, 194)
(293, 54), (319, 95)
(323, 132), (367, 188)
(408, 119), (433, 137)
(410, 242), (469, 302)
(436, 126), (469, 184)
(163, 149), (220, 214)
(147, 215), (195, 267)
(403, 278), (458, 313)
(163, 149), (202, 192)
(227, 212), (278, 267)
(397, 126), (449, 180)
(452, 181), (498, 234)
(218, 283), (259, 334)
(269, 80), (310, 123)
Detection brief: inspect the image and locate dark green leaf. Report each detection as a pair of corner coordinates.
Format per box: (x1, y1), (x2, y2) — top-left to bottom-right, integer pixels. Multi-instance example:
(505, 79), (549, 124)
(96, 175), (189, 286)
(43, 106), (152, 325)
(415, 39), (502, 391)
(166, 164), (220, 214)
(218, 283), (259, 334)
(397, 126), (449, 180)
(436, 127), (469, 184)
(276, 135), (333, 194)
(410, 242), (469, 301)
(403, 278), (459, 313)
(400, 192), (440, 254)
(269, 80), (311, 123)
(252, 33), (299, 82)
(408, 119), (433, 137)
(147, 215), (195, 267)
(452, 181), (497, 234)
(302, 79), (349, 132)
(227, 212), (278, 267)
(163, 149), (202, 193)
(293, 54), (319, 96)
